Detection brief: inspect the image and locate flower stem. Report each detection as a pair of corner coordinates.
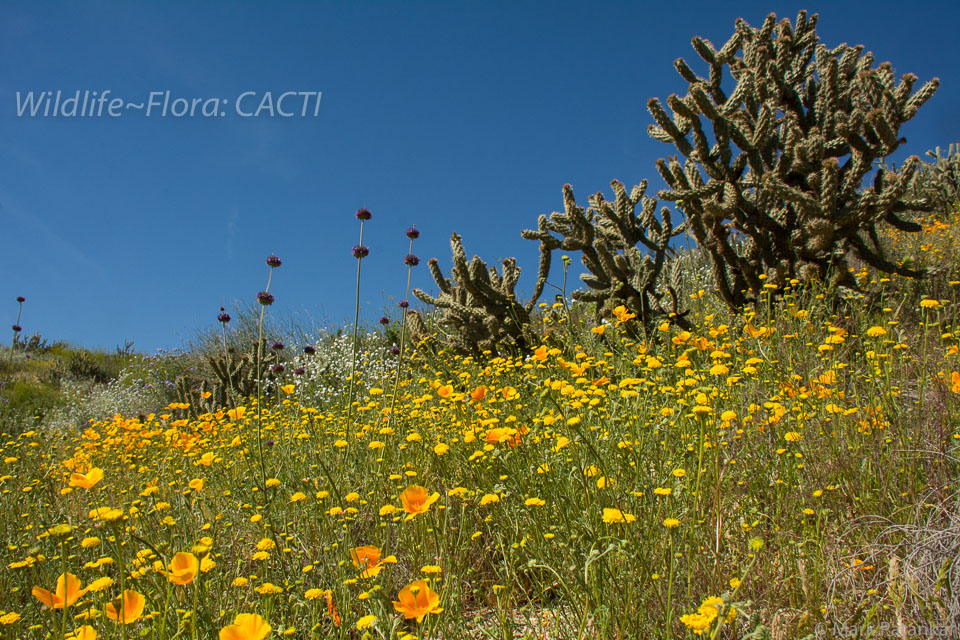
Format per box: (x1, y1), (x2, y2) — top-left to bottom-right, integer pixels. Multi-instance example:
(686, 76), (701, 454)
(347, 220), (365, 421)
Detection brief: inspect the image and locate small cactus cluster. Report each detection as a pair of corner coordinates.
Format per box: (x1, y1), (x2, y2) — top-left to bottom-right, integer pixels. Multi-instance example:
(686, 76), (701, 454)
(523, 180), (689, 330)
(175, 340), (280, 417)
(646, 10), (939, 308)
(411, 233), (549, 356)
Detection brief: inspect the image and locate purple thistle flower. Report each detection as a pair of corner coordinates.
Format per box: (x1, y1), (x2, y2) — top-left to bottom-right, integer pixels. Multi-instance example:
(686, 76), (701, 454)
(266, 255), (282, 268)
(257, 291), (275, 306)
(271, 341), (284, 350)
(271, 363), (285, 373)
(355, 208), (372, 221)
(405, 227), (420, 240)
(294, 367), (305, 376)
(404, 253), (420, 267)
(12, 325), (21, 332)
(352, 245), (369, 259)
(303, 345), (316, 355)
(390, 345), (400, 356)
(16, 296), (25, 303)
(379, 316), (390, 325)
(218, 307), (231, 323)
(398, 300), (409, 309)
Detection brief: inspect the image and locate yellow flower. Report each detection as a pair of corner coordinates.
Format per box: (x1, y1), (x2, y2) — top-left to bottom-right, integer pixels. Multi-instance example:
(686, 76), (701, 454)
(0, 612), (21, 626)
(602, 508), (636, 524)
(392, 580), (443, 623)
(219, 613), (272, 640)
(291, 492), (306, 503)
(525, 498), (546, 507)
(356, 615), (376, 630)
(189, 478), (205, 492)
(663, 518), (680, 529)
(672, 468), (686, 478)
(68, 467), (104, 489)
(399, 485), (440, 521)
(433, 443), (449, 455)
(479, 493), (500, 505)
(920, 299), (942, 309)
(105, 590), (145, 624)
(280, 384), (295, 395)
(421, 565), (442, 574)
(866, 326), (887, 337)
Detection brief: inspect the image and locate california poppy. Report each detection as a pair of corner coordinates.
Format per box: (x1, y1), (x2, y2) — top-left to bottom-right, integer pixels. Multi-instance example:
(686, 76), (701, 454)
(392, 580), (443, 623)
(163, 552), (199, 585)
(32, 573), (86, 609)
(350, 545), (397, 578)
(105, 590), (145, 624)
(68, 468), (104, 489)
(399, 485), (440, 521)
(219, 613), (272, 640)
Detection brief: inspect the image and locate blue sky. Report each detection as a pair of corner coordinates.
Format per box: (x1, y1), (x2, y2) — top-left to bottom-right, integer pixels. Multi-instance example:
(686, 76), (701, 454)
(2, 1), (959, 352)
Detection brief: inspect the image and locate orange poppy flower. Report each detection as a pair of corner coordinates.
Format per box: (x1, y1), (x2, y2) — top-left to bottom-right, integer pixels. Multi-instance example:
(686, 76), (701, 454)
(65, 626), (97, 640)
(32, 573), (86, 609)
(399, 485), (440, 521)
(163, 552), (199, 585)
(392, 580), (443, 623)
(219, 613), (272, 640)
(350, 545), (397, 579)
(105, 590), (145, 624)
(68, 468), (104, 489)
(470, 385), (487, 402)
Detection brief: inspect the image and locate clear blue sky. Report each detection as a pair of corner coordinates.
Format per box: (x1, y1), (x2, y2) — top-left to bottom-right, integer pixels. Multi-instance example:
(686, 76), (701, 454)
(2, 1), (959, 352)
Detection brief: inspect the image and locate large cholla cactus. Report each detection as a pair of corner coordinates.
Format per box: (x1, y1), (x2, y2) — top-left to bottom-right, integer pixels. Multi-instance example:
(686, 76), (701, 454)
(647, 11), (939, 308)
(522, 180), (689, 328)
(412, 233), (548, 356)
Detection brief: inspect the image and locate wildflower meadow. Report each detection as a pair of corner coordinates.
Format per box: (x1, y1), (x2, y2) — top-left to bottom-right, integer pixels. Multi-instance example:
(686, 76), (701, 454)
(3, 8), (960, 640)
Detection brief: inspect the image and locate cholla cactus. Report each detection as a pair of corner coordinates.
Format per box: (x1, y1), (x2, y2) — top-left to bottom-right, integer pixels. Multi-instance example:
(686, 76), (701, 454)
(522, 180), (689, 329)
(207, 340), (279, 404)
(174, 341), (280, 416)
(412, 232), (549, 356)
(905, 144), (960, 215)
(647, 11), (939, 308)
(174, 376), (216, 418)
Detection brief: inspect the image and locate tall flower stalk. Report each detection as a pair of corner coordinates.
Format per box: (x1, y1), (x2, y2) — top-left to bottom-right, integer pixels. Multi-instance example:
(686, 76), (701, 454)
(388, 227), (420, 429)
(10, 295), (24, 363)
(217, 307), (231, 359)
(255, 255), (281, 491)
(347, 209), (371, 420)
